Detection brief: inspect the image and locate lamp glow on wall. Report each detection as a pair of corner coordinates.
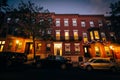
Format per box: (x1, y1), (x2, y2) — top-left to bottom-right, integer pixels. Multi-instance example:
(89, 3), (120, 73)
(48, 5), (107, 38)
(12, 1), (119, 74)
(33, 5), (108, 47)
(109, 45), (115, 60)
(15, 40), (19, 51)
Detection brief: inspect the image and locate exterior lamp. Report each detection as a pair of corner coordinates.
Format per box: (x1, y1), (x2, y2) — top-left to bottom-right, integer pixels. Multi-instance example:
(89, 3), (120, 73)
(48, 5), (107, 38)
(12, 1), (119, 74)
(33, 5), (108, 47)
(15, 40), (19, 51)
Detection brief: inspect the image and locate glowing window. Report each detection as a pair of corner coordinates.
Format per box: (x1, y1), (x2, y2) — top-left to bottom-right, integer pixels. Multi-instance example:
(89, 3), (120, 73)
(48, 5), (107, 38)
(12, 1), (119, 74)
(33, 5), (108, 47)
(64, 30), (69, 40)
(56, 30), (60, 40)
(90, 31), (94, 40)
(94, 31), (100, 39)
(65, 43), (70, 53)
(74, 43), (80, 53)
(95, 46), (100, 56)
(83, 32), (88, 43)
(73, 30), (78, 40)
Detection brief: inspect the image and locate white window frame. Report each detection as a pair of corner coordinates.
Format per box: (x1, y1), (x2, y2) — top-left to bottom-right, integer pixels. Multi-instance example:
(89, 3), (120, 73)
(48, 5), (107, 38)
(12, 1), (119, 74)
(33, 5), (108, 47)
(90, 21), (94, 27)
(72, 18), (77, 26)
(81, 21), (86, 27)
(56, 18), (60, 27)
(64, 18), (69, 26)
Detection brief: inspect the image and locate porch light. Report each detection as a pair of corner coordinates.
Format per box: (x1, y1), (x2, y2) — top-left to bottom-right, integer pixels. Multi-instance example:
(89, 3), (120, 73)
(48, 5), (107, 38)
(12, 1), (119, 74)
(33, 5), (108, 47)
(16, 40), (19, 44)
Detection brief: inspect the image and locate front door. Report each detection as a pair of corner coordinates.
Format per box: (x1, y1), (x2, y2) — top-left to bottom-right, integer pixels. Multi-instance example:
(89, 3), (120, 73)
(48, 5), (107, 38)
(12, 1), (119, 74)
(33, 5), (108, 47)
(54, 42), (62, 56)
(25, 42), (34, 60)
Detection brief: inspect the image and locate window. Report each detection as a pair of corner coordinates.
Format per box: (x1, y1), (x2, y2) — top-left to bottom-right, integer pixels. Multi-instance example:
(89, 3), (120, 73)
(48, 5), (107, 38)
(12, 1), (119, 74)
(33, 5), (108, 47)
(0, 41), (5, 52)
(74, 43), (80, 54)
(81, 21), (86, 27)
(47, 30), (51, 34)
(56, 30), (60, 40)
(64, 30), (69, 40)
(90, 31), (94, 40)
(56, 18), (60, 26)
(73, 30), (78, 40)
(64, 19), (69, 26)
(104, 46), (112, 57)
(90, 21), (94, 27)
(15, 40), (22, 51)
(95, 46), (100, 57)
(83, 32), (88, 43)
(36, 43), (42, 51)
(94, 31), (100, 39)
(110, 32), (116, 42)
(101, 32), (106, 41)
(15, 18), (19, 23)
(98, 20), (103, 27)
(72, 18), (77, 26)
(7, 18), (11, 23)
(46, 43), (51, 51)
(65, 43), (70, 54)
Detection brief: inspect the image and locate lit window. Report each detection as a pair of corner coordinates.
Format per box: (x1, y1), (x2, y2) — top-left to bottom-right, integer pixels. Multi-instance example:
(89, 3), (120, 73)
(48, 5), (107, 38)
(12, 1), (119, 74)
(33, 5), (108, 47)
(56, 18), (60, 26)
(65, 43), (70, 54)
(95, 46), (100, 56)
(90, 21), (94, 27)
(73, 30), (78, 40)
(74, 43), (80, 54)
(81, 21), (86, 27)
(84, 47), (87, 53)
(83, 32), (88, 43)
(64, 19), (69, 26)
(101, 32), (106, 41)
(104, 46), (112, 57)
(64, 30), (69, 40)
(7, 18), (11, 23)
(72, 19), (77, 26)
(90, 31), (94, 40)
(56, 30), (60, 40)
(2, 41), (5, 44)
(0, 45), (3, 52)
(36, 43), (42, 51)
(94, 31), (100, 39)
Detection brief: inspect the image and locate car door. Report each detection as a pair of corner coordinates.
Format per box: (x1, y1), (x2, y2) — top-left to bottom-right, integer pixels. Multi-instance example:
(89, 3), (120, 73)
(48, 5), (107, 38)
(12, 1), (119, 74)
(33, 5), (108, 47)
(92, 59), (105, 69)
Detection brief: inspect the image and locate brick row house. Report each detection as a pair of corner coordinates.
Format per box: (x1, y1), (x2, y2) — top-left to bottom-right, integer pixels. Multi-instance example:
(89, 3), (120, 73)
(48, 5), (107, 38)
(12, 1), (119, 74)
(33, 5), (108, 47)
(0, 12), (120, 62)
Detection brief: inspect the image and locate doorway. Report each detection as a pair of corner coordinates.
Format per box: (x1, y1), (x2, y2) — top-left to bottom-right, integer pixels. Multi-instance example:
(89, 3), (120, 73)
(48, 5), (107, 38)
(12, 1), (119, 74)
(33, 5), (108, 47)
(54, 42), (62, 56)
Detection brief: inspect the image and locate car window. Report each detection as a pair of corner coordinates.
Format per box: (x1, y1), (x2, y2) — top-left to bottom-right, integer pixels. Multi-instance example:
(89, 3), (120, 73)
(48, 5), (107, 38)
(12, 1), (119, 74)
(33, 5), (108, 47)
(88, 59), (96, 62)
(56, 56), (65, 60)
(93, 59), (110, 63)
(47, 55), (55, 60)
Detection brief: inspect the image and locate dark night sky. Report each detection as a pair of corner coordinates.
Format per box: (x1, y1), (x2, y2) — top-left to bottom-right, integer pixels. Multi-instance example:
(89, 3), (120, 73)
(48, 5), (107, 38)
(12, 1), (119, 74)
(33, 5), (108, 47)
(7, 0), (119, 15)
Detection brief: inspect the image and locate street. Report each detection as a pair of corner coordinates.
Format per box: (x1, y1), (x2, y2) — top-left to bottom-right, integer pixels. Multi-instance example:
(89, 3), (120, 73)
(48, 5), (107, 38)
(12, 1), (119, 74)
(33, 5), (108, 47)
(0, 64), (120, 80)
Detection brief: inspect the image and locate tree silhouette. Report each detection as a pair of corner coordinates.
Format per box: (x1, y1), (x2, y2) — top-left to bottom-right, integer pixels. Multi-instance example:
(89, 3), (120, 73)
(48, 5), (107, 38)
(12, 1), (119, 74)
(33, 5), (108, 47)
(109, 1), (120, 43)
(4, 0), (53, 60)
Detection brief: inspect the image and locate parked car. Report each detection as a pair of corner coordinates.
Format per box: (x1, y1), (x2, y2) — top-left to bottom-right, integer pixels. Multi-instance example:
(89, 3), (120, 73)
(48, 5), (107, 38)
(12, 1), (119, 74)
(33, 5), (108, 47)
(34, 55), (72, 69)
(0, 52), (27, 67)
(80, 57), (120, 72)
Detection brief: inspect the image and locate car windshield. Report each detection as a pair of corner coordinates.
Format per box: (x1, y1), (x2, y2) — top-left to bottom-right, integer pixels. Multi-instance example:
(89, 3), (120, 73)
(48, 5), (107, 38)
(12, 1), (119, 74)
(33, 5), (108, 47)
(88, 58), (96, 62)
